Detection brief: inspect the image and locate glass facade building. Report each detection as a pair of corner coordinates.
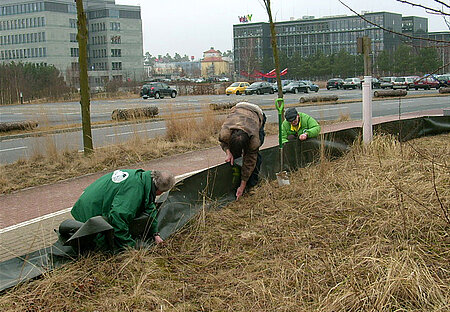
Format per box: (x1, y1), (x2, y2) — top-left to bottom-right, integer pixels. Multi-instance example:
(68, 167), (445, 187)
(233, 11), (441, 75)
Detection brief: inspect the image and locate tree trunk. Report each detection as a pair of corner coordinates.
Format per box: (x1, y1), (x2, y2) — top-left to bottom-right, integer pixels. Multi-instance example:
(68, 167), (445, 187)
(75, 0), (93, 155)
(264, 0), (283, 102)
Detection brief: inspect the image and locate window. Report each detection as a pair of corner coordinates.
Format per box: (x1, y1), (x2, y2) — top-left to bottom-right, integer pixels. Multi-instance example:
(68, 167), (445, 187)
(68, 4), (76, 14)
(111, 35), (121, 44)
(88, 9), (108, 19)
(111, 49), (121, 57)
(119, 10), (140, 19)
(109, 9), (119, 18)
(44, 2), (68, 13)
(71, 47), (79, 57)
(112, 62), (122, 70)
(110, 22), (120, 31)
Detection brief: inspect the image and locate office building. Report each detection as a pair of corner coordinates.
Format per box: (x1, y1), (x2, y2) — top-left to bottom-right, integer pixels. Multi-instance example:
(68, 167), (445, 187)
(233, 11), (446, 75)
(425, 32), (450, 73)
(0, 0), (143, 87)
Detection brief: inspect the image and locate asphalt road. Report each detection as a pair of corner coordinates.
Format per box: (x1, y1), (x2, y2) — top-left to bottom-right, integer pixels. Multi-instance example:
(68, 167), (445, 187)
(0, 88), (436, 126)
(0, 89), (449, 164)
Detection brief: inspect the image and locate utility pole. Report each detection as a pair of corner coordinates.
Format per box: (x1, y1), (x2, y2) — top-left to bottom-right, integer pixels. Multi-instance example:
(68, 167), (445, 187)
(75, 0), (93, 155)
(358, 36), (372, 143)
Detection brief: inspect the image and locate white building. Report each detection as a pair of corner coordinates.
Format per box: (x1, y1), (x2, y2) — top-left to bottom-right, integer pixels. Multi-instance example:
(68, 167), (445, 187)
(0, 0), (144, 87)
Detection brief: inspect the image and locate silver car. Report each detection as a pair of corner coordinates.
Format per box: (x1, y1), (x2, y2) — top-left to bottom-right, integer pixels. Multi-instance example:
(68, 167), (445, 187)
(342, 78), (361, 90)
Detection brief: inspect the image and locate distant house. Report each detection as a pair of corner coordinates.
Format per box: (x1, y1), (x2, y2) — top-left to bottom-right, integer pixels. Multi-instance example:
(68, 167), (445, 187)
(200, 47), (231, 78)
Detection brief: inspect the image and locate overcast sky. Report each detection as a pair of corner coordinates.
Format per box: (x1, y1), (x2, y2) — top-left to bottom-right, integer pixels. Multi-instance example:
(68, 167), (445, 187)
(116, 0), (449, 60)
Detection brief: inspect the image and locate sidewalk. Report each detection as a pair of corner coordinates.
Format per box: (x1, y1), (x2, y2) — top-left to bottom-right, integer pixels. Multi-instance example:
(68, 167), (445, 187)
(0, 109), (445, 262)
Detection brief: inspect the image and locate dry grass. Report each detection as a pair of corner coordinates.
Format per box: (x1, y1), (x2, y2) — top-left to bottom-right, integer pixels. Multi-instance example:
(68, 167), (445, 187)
(0, 108), (277, 195)
(319, 112), (352, 126)
(165, 109), (224, 144)
(1, 133), (448, 311)
(0, 112), (225, 194)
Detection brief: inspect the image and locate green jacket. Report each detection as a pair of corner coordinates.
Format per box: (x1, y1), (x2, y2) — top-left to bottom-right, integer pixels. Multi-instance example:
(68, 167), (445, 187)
(281, 112), (321, 144)
(71, 169), (158, 249)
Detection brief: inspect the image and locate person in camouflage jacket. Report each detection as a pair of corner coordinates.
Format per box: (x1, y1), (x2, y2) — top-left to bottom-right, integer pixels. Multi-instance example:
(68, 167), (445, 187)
(219, 102), (266, 199)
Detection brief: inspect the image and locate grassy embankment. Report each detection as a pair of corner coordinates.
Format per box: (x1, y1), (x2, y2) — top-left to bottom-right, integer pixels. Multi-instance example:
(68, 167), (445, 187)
(0, 132), (448, 311)
(0, 108), (228, 194)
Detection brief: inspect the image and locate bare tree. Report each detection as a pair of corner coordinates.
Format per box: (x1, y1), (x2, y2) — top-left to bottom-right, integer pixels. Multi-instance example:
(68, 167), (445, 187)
(75, 0), (93, 155)
(262, 0), (283, 99)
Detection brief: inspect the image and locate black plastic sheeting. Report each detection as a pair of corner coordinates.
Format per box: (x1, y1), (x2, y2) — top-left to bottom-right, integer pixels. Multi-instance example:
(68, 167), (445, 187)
(1, 116), (448, 292)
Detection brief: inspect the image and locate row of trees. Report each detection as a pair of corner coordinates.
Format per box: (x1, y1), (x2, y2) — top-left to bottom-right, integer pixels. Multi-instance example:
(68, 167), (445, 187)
(144, 52), (191, 65)
(376, 45), (441, 76)
(0, 62), (70, 105)
(0, 46), (441, 105)
(143, 50), (234, 66)
(255, 45), (442, 81)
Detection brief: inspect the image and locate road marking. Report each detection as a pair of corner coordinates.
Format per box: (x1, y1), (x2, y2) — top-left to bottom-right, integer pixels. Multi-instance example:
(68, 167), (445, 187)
(105, 127), (166, 137)
(310, 106), (349, 112)
(0, 170), (205, 234)
(380, 99), (415, 106)
(0, 146), (27, 153)
(0, 207), (72, 234)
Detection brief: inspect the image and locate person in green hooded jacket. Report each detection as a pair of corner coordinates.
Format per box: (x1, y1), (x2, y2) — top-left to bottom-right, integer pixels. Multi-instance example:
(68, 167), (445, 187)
(71, 169), (175, 249)
(281, 107), (321, 144)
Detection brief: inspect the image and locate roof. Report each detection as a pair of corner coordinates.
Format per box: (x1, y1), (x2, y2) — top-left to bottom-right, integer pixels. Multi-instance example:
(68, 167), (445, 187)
(201, 57), (226, 62)
(203, 48), (220, 53)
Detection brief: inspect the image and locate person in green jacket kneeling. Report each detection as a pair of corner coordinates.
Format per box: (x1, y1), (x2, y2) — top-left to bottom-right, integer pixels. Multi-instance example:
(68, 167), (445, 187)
(71, 169), (175, 250)
(281, 107), (321, 144)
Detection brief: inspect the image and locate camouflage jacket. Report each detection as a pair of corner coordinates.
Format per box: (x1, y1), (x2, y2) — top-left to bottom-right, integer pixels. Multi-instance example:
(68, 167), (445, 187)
(219, 102), (264, 181)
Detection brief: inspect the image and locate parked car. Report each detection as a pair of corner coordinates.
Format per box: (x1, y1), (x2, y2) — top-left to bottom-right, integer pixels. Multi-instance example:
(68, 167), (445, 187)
(326, 78), (344, 90)
(436, 74), (450, 88)
(371, 77), (381, 89)
(301, 80), (319, 92)
(380, 77), (396, 89)
(226, 82), (250, 95)
(245, 81), (274, 95)
(360, 77), (381, 89)
(342, 77), (361, 89)
(392, 77), (411, 90)
(272, 79), (294, 92)
(282, 81), (309, 94)
(413, 76), (440, 90)
(406, 76), (420, 89)
(140, 82), (177, 99)
(271, 82), (278, 92)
